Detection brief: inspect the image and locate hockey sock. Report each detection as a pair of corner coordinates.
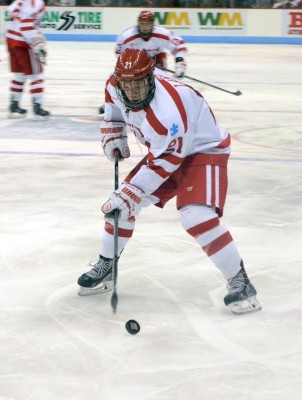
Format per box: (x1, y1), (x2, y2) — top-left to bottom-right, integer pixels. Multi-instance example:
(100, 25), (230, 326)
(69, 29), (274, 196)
(10, 73), (26, 102)
(29, 73), (44, 105)
(180, 204), (241, 279)
(100, 217), (135, 259)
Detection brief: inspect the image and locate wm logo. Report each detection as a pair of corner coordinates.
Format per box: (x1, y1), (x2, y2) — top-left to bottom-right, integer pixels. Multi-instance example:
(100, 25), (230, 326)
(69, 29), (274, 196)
(154, 12), (190, 26)
(198, 12), (243, 27)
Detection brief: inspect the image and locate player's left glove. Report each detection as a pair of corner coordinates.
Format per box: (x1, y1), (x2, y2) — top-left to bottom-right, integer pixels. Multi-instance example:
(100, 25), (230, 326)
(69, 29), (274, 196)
(101, 182), (145, 221)
(175, 57), (187, 78)
(31, 32), (47, 64)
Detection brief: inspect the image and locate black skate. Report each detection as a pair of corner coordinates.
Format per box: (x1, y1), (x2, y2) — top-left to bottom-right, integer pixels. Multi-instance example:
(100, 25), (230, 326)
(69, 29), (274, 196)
(77, 255), (113, 296)
(8, 101), (27, 119)
(33, 103), (50, 120)
(224, 267), (262, 314)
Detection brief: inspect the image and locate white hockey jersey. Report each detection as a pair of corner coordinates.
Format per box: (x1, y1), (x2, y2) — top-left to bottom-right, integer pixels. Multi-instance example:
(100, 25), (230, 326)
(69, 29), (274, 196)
(6, 0), (45, 48)
(103, 73), (231, 196)
(115, 25), (187, 60)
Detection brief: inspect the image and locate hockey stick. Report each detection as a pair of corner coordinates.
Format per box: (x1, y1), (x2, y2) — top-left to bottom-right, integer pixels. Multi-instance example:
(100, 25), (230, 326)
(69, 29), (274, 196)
(161, 67), (242, 96)
(111, 150), (120, 314)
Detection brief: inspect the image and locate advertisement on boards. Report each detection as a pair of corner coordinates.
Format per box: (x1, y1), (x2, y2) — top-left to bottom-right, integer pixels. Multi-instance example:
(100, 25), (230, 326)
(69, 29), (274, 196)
(3, 7), (103, 34)
(284, 10), (302, 36)
(152, 10), (247, 36)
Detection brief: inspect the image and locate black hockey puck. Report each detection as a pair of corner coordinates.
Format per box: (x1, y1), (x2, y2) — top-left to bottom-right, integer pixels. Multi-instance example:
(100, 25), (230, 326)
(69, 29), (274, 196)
(125, 319), (140, 335)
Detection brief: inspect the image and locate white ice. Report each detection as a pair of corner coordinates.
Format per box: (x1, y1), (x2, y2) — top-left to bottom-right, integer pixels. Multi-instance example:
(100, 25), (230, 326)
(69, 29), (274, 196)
(0, 41), (302, 400)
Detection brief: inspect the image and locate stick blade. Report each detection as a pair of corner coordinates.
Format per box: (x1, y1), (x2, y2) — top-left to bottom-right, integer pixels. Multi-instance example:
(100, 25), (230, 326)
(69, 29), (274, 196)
(234, 90), (242, 96)
(111, 291), (118, 314)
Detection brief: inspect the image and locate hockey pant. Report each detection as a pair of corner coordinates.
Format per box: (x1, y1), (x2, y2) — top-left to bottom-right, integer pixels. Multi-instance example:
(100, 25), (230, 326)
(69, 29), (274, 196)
(8, 45), (45, 104)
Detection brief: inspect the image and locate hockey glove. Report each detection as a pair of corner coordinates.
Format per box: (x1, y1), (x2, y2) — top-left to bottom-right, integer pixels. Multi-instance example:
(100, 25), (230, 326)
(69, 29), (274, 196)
(31, 33), (47, 65)
(101, 182), (144, 221)
(175, 57), (187, 78)
(101, 121), (130, 162)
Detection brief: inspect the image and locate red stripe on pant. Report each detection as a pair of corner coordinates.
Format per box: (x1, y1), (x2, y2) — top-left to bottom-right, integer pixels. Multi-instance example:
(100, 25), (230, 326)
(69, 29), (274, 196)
(104, 221), (133, 238)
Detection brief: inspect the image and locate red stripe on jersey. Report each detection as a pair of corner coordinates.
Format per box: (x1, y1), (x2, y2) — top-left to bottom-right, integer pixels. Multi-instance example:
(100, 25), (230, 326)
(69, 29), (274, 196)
(21, 26), (34, 31)
(202, 231), (233, 257)
(186, 217), (219, 238)
(105, 87), (114, 104)
(148, 151), (183, 166)
(145, 106), (168, 136)
(156, 78), (188, 132)
(104, 221), (133, 238)
(21, 19), (35, 23)
(38, 4), (45, 14)
(123, 34), (141, 44)
(148, 162), (170, 179)
(151, 32), (169, 41)
(217, 133), (231, 149)
(8, 29), (22, 37)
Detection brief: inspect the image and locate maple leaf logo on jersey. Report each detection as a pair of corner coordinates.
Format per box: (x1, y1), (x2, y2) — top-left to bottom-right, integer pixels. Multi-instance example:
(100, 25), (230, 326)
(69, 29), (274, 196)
(170, 124), (178, 136)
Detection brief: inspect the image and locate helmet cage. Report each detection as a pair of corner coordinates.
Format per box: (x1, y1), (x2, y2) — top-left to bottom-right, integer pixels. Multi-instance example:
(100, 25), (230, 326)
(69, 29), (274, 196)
(115, 76), (155, 110)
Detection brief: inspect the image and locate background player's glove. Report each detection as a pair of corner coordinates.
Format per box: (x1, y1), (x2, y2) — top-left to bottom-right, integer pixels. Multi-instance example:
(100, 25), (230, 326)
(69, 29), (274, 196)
(31, 33), (47, 64)
(101, 121), (130, 162)
(101, 182), (144, 221)
(175, 57), (187, 78)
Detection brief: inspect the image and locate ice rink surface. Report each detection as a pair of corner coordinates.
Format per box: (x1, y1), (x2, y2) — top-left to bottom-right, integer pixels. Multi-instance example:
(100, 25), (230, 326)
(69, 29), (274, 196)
(0, 41), (301, 400)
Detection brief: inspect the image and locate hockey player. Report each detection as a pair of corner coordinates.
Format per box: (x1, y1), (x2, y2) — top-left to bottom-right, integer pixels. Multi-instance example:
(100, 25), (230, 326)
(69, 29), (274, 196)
(78, 49), (261, 315)
(98, 10), (187, 114)
(116, 10), (187, 77)
(6, 0), (50, 118)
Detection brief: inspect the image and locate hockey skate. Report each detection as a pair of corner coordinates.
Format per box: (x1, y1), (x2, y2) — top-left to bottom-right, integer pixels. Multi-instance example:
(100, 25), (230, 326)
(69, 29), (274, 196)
(77, 255), (113, 296)
(33, 102), (50, 120)
(8, 101), (27, 119)
(224, 267), (262, 315)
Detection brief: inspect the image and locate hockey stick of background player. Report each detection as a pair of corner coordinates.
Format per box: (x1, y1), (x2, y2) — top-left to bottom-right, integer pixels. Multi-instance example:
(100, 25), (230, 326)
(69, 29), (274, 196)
(111, 150), (120, 314)
(161, 67), (242, 96)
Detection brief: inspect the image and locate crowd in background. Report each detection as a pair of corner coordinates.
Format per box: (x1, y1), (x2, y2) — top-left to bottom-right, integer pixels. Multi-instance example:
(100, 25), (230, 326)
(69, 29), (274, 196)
(1, 0), (302, 8)
(45, 0), (302, 7)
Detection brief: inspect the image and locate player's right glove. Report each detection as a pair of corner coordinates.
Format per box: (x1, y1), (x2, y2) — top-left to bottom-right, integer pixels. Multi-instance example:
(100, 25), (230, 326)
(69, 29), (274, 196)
(100, 121), (130, 162)
(175, 57), (187, 78)
(31, 32), (47, 64)
(101, 182), (144, 221)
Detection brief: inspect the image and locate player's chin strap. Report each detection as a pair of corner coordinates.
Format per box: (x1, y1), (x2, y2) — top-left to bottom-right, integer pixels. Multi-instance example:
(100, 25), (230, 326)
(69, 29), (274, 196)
(159, 67), (242, 96)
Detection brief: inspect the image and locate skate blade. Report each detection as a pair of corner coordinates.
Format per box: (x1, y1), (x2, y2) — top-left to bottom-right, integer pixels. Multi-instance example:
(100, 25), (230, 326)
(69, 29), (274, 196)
(78, 281), (112, 296)
(8, 113), (27, 119)
(228, 295), (262, 315)
(33, 115), (50, 121)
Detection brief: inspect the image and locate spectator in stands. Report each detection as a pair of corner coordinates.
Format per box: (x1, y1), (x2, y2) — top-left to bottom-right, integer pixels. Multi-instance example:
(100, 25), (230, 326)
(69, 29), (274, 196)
(272, 0), (302, 7)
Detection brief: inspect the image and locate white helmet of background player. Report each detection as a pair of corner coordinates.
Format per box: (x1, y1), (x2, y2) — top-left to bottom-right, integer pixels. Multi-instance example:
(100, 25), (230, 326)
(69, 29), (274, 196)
(138, 11), (154, 40)
(115, 48), (155, 110)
